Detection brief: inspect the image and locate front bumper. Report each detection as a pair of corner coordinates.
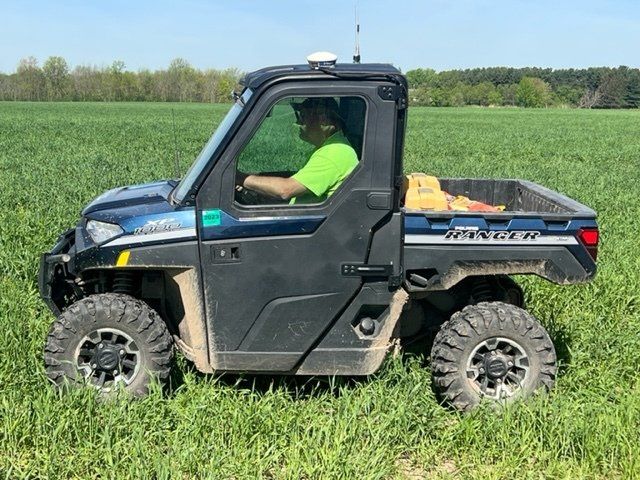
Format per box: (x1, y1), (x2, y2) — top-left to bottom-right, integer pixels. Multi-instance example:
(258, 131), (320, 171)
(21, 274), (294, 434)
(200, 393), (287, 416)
(39, 228), (76, 316)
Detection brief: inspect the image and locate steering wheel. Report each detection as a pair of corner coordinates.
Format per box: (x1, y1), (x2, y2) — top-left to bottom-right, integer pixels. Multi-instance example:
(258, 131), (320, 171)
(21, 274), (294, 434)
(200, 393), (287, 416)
(235, 186), (265, 205)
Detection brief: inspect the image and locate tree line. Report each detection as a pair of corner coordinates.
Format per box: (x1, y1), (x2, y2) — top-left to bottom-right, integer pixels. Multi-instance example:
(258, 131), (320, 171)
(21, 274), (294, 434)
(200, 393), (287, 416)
(0, 57), (241, 103)
(1, 56), (639, 108)
(406, 66), (640, 108)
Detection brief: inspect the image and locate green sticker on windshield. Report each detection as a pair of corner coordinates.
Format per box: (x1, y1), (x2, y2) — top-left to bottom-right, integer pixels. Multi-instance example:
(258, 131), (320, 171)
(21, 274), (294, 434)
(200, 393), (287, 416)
(202, 209), (222, 227)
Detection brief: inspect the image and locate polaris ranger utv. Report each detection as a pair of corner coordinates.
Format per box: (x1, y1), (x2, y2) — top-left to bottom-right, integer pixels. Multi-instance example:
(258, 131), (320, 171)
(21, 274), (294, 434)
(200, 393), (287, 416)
(40, 55), (598, 410)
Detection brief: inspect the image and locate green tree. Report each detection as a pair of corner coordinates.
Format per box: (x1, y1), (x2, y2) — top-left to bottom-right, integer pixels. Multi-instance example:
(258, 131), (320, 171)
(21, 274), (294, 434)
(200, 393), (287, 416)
(498, 84), (517, 106)
(167, 58), (198, 102)
(16, 56), (44, 101)
(137, 69), (156, 101)
(214, 68), (242, 103)
(516, 77), (550, 107)
(429, 87), (447, 107)
(434, 70), (462, 89)
(625, 69), (640, 108)
(595, 67), (628, 108)
(406, 68), (437, 88)
(408, 86), (433, 106)
(468, 82), (501, 106)
(0, 73), (18, 100)
(553, 85), (583, 107)
(43, 56), (70, 100)
(71, 65), (106, 101)
(108, 60), (127, 101)
(596, 74), (623, 108)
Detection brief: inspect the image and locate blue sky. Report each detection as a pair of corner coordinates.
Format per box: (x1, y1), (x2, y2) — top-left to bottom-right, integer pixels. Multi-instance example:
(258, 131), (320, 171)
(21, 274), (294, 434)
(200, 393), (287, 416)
(1, 0), (639, 73)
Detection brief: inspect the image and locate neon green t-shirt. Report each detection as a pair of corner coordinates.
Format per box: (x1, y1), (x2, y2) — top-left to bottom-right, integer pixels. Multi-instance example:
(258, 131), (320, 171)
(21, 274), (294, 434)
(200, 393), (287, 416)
(290, 131), (358, 204)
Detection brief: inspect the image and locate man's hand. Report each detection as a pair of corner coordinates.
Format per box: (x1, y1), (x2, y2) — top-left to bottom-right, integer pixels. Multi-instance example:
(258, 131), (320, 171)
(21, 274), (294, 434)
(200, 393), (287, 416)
(235, 170), (248, 188)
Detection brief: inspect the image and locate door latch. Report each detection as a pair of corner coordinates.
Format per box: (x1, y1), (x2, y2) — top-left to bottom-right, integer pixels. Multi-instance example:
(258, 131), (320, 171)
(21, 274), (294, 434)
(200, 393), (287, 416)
(210, 245), (241, 263)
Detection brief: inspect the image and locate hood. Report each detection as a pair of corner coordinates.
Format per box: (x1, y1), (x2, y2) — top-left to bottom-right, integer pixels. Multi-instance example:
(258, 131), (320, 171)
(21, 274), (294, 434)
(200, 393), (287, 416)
(82, 180), (177, 216)
(81, 180), (196, 239)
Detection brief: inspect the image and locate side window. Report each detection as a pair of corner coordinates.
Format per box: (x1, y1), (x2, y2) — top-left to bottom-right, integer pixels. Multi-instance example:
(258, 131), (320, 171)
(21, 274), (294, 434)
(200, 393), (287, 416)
(234, 96), (366, 206)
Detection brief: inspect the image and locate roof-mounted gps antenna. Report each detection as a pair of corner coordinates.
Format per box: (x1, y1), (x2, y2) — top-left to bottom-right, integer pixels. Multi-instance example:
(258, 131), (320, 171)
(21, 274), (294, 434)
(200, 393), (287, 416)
(307, 51), (337, 69)
(353, 2), (361, 64)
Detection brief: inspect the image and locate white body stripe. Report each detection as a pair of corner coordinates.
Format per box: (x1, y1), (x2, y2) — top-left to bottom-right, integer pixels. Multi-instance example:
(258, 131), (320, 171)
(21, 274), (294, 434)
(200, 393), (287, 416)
(104, 230), (578, 247)
(103, 228), (197, 247)
(405, 234), (578, 246)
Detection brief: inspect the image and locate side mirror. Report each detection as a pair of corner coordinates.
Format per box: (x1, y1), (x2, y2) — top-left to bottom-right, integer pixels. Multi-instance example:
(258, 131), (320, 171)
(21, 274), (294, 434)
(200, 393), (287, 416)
(231, 90), (246, 106)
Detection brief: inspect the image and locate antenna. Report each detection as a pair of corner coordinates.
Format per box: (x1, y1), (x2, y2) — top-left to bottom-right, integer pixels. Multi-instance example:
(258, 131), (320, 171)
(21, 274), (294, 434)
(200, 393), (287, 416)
(353, 2), (361, 64)
(171, 108), (180, 179)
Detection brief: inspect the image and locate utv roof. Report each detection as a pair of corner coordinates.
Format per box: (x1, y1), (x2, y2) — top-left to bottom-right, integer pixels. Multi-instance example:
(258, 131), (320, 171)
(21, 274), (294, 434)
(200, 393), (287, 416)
(240, 63), (404, 89)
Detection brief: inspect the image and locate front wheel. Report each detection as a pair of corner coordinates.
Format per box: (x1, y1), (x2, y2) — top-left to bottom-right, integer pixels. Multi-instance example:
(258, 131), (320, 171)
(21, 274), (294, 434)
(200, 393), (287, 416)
(430, 301), (556, 411)
(44, 293), (173, 396)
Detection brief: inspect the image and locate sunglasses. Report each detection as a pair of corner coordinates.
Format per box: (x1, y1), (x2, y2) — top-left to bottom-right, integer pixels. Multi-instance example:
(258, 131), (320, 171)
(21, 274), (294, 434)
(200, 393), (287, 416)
(293, 108), (316, 125)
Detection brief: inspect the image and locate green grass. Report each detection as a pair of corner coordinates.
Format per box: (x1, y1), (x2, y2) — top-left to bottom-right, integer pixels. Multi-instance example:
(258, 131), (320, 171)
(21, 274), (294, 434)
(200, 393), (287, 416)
(1, 102), (639, 479)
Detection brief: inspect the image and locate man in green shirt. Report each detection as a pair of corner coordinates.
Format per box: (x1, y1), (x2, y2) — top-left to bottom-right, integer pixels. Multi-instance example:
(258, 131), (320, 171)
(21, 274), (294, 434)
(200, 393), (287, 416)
(236, 98), (358, 204)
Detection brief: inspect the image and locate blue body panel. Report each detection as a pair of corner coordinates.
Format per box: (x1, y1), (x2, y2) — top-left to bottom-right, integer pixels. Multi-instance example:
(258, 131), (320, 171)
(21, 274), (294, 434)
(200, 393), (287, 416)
(200, 210), (325, 241)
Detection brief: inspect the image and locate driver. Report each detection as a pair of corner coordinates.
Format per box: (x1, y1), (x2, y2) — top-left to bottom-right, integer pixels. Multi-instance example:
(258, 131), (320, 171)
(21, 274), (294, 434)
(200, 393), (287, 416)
(236, 97), (358, 204)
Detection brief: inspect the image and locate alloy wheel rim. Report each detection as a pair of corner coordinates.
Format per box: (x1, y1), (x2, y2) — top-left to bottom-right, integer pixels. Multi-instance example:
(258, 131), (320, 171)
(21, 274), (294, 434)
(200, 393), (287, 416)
(75, 328), (140, 391)
(466, 337), (530, 400)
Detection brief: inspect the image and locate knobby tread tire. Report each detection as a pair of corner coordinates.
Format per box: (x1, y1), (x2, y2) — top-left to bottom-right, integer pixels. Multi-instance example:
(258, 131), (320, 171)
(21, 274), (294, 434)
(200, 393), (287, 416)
(430, 301), (557, 411)
(44, 293), (174, 397)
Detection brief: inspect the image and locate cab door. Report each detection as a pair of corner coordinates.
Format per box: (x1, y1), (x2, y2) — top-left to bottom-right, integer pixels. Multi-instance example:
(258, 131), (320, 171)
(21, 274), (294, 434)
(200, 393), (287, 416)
(195, 81), (399, 372)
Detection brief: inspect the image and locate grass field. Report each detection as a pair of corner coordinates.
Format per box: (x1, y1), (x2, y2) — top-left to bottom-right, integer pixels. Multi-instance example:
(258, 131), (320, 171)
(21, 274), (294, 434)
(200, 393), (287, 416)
(1, 102), (639, 479)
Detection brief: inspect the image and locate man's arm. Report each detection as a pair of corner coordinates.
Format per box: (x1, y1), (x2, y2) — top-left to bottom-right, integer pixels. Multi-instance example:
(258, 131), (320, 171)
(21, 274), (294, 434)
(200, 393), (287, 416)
(240, 174), (308, 201)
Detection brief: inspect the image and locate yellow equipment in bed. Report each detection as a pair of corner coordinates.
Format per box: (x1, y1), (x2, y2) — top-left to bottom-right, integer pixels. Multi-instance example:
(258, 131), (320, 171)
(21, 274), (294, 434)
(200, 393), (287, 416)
(403, 173), (505, 212)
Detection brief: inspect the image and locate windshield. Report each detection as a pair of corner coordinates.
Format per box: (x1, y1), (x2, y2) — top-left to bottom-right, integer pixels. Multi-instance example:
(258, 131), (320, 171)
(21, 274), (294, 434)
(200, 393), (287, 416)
(173, 88), (252, 202)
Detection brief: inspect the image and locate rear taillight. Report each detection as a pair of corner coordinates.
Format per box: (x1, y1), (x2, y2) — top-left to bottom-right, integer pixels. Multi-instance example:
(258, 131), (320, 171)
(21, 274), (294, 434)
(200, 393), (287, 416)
(578, 227), (599, 260)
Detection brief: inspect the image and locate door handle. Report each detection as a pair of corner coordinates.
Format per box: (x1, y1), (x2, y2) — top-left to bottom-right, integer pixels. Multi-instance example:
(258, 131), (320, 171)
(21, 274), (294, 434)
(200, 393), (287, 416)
(210, 245), (241, 263)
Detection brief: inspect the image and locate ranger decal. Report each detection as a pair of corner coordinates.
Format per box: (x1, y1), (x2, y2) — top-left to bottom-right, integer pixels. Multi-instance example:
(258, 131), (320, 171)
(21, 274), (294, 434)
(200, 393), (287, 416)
(444, 230), (540, 241)
(134, 218), (182, 235)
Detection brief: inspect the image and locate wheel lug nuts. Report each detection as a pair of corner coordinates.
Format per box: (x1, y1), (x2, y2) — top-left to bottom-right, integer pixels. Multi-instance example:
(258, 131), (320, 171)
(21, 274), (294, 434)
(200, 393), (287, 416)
(479, 368), (485, 373)
(91, 363), (97, 369)
(508, 361), (513, 367)
(98, 343), (104, 349)
(113, 369), (118, 375)
(119, 349), (125, 356)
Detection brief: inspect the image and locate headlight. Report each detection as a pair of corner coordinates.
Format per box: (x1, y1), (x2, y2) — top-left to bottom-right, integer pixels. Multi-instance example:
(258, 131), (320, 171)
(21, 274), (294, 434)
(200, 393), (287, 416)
(86, 220), (124, 244)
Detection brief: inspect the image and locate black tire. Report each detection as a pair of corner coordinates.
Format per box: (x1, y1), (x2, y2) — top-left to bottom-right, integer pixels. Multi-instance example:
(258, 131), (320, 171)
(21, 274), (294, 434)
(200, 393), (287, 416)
(44, 293), (173, 397)
(430, 301), (556, 411)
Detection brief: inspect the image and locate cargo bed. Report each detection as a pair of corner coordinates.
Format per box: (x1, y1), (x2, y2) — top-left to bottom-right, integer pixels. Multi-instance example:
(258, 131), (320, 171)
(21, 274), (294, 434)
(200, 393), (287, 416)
(403, 178), (596, 220)
(402, 178), (598, 290)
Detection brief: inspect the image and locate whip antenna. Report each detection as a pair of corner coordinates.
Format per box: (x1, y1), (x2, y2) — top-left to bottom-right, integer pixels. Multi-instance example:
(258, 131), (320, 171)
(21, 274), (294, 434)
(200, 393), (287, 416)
(353, 2), (361, 64)
(171, 108), (180, 179)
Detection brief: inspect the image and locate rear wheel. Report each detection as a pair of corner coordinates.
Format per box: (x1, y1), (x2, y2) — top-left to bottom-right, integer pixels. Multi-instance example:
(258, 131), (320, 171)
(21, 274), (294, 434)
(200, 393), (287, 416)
(44, 293), (173, 396)
(430, 301), (556, 411)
